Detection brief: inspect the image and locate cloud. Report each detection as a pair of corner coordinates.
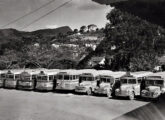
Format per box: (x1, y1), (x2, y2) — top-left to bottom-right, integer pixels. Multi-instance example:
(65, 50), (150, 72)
(45, 24), (58, 29)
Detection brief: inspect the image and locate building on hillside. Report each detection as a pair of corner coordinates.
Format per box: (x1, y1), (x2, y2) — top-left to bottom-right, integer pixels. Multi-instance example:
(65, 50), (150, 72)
(88, 56), (105, 67)
(34, 43), (40, 47)
(85, 43), (97, 51)
(51, 44), (60, 49)
(82, 36), (98, 41)
(51, 43), (79, 49)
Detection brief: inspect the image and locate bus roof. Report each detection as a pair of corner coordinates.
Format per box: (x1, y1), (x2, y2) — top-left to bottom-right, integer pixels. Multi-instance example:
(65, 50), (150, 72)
(98, 70), (113, 76)
(80, 70), (100, 77)
(111, 72), (127, 78)
(6, 69), (24, 74)
(38, 70), (58, 76)
(146, 72), (165, 80)
(57, 69), (85, 75)
(130, 71), (153, 78)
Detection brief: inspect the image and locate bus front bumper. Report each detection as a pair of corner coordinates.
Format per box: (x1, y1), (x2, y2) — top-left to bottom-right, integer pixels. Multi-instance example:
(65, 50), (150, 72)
(115, 90), (129, 97)
(94, 88), (107, 94)
(35, 82), (53, 91)
(141, 91), (160, 99)
(75, 86), (87, 93)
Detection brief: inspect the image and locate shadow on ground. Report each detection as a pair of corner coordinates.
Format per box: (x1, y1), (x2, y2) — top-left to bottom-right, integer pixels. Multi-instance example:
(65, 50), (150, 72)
(113, 94), (165, 120)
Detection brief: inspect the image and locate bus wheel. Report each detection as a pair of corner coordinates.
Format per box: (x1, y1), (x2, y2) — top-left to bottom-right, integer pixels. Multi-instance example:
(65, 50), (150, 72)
(129, 91), (135, 100)
(87, 88), (92, 95)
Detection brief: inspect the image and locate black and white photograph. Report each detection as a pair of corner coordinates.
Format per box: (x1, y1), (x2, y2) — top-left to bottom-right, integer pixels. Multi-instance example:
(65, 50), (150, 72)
(0, 0), (165, 120)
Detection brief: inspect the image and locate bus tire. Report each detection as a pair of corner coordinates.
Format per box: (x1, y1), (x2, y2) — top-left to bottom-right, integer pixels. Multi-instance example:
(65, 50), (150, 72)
(129, 91), (135, 100)
(87, 88), (92, 95)
(107, 89), (111, 99)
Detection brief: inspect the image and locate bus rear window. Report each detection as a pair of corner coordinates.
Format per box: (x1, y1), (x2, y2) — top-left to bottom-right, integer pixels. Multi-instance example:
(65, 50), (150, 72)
(86, 77), (93, 81)
(37, 76), (47, 81)
(146, 80), (154, 85)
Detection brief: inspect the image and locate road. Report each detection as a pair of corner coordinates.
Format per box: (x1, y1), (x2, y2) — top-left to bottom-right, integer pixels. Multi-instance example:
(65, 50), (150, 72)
(0, 89), (149, 120)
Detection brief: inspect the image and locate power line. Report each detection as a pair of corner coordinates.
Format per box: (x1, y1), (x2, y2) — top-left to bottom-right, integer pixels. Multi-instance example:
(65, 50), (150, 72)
(1, 0), (57, 28)
(21, 0), (72, 30)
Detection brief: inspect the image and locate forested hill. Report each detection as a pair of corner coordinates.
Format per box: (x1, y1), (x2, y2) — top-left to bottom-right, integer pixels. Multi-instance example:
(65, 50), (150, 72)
(0, 26), (72, 45)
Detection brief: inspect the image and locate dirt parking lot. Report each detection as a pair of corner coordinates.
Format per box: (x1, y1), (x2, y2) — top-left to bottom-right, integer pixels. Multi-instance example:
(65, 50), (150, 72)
(0, 89), (149, 120)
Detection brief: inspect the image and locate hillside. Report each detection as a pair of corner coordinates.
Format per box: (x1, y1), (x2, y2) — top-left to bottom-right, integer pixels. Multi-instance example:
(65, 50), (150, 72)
(0, 26), (72, 45)
(0, 26), (104, 69)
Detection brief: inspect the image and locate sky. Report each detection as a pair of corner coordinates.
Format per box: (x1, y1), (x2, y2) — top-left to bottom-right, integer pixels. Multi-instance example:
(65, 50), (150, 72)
(0, 0), (113, 31)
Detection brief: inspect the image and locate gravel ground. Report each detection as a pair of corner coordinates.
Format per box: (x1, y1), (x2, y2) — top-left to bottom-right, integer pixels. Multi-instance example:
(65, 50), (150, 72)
(0, 89), (149, 120)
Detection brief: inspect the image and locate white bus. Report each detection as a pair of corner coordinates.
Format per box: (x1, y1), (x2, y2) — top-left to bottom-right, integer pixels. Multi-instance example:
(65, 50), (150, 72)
(17, 69), (43, 90)
(0, 70), (7, 88)
(35, 70), (59, 91)
(93, 71), (126, 97)
(75, 69), (100, 95)
(115, 71), (153, 100)
(4, 69), (24, 89)
(141, 72), (165, 99)
(55, 69), (83, 91)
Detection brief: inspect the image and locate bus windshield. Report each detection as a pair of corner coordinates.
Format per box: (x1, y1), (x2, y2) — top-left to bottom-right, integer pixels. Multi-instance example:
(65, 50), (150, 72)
(100, 78), (111, 83)
(79, 76), (93, 81)
(128, 79), (136, 84)
(121, 79), (127, 84)
(146, 80), (164, 86)
(37, 76), (48, 81)
(7, 74), (14, 79)
(57, 75), (63, 80)
(64, 75), (70, 80)
(22, 76), (31, 81)
(155, 80), (164, 86)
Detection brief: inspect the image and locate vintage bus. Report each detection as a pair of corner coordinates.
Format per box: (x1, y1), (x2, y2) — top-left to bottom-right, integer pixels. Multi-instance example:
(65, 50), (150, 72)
(75, 69), (100, 95)
(0, 70), (7, 88)
(4, 70), (23, 89)
(115, 71), (152, 100)
(141, 72), (165, 99)
(35, 70), (58, 91)
(17, 69), (42, 90)
(93, 71), (126, 97)
(55, 69), (83, 91)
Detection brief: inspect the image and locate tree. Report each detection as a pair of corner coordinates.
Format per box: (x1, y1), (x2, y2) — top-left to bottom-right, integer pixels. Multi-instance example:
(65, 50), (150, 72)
(97, 8), (165, 71)
(80, 26), (87, 33)
(73, 29), (79, 34)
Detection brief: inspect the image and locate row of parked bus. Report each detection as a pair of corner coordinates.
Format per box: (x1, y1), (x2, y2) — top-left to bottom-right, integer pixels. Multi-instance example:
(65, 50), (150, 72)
(0, 68), (165, 100)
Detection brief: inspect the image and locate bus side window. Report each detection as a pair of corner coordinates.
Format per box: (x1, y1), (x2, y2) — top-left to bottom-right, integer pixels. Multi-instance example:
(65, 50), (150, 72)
(137, 78), (142, 83)
(49, 75), (54, 81)
(69, 75), (73, 80)
(15, 74), (20, 79)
